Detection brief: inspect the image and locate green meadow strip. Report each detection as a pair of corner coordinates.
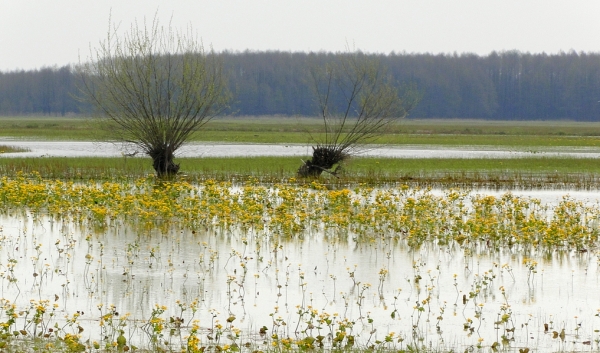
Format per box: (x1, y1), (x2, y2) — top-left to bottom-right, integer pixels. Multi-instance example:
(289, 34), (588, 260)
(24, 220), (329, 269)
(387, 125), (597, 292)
(3, 116), (600, 147)
(0, 156), (599, 188)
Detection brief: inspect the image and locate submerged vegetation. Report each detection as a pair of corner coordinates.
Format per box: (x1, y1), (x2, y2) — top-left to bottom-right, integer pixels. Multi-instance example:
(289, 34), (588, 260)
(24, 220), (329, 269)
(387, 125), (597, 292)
(0, 173), (598, 250)
(0, 173), (599, 353)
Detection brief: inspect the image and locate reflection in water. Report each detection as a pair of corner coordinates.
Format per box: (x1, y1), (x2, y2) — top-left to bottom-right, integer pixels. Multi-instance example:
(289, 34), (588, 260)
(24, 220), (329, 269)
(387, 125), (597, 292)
(1, 203), (599, 352)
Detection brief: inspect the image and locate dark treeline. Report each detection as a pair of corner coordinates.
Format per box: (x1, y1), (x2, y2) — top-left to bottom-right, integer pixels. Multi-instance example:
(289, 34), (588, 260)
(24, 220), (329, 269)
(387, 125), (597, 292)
(0, 66), (81, 116)
(2, 50), (600, 120)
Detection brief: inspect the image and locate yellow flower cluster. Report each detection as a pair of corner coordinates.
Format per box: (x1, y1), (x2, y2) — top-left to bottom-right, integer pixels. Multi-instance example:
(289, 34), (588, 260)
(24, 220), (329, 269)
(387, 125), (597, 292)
(0, 174), (598, 250)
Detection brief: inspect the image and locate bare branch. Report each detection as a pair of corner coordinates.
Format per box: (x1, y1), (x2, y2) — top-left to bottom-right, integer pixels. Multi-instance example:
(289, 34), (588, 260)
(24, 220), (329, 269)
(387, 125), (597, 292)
(299, 51), (420, 178)
(77, 16), (229, 177)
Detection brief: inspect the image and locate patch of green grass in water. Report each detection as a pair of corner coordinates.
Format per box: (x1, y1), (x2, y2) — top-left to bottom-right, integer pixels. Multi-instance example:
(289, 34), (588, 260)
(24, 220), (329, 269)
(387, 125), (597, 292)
(1, 156), (599, 189)
(0, 144), (30, 153)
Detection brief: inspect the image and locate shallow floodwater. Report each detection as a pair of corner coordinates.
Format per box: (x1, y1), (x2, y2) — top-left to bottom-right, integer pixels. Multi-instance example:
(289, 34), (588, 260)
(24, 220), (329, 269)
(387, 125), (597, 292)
(2, 140), (600, 159)
(1, 188), (600, 352)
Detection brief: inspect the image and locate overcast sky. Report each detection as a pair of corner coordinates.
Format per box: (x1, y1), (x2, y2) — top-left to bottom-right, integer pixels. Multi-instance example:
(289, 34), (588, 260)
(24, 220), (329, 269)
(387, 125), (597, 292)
(2, 0), (600, 71)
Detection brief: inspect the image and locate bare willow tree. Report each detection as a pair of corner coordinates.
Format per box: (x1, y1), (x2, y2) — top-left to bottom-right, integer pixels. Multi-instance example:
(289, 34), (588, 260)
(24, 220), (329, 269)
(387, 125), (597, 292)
(298, 52), (419, 178)
(78, 17), (229, 178)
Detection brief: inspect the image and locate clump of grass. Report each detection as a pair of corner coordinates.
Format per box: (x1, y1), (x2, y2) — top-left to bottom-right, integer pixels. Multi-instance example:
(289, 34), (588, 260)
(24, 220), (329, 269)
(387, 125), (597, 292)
(0, 144), (30, 153)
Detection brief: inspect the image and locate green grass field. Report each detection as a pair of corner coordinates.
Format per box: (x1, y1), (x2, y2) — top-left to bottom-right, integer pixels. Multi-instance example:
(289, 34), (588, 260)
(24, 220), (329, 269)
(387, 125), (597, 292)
(2, 116), (600, 187)
(2, 116), (600, 147)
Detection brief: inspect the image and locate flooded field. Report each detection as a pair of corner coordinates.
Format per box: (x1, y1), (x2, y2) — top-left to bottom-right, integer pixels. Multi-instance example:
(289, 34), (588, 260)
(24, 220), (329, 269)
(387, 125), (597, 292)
(1, 177), (600, 352)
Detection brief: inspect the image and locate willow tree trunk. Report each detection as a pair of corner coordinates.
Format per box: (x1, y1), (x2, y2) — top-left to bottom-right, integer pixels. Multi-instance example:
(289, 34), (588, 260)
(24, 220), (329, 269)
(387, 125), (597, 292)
(297, 146), (345, 178)
(149, 148), (180, 178)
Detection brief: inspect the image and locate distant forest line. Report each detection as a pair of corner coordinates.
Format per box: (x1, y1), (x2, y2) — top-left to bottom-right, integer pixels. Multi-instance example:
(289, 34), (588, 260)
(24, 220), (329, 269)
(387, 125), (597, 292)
(2, 50), (600, 120)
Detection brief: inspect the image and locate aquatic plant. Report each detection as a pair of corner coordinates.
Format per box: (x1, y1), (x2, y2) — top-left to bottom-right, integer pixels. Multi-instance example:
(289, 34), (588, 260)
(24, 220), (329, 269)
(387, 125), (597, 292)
(1, 174), (600, 352)
(0, 173), (599, 251)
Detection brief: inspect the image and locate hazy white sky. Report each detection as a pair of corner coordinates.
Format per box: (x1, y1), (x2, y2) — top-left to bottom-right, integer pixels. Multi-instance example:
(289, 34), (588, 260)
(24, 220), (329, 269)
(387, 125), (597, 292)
(2, 0), (600, 71)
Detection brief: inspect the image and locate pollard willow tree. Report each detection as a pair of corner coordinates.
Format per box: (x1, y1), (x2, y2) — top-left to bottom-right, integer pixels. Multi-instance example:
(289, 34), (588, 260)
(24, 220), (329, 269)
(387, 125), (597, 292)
(298, 52), (419, 178)
(78, 18), (229, 178)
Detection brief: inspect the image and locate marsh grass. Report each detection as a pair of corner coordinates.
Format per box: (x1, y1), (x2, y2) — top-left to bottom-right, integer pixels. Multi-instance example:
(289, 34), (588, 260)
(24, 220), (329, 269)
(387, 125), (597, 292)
(0, 157), (150, 180)
(0, 144), (29, 153)
(1, 156), (600, 188)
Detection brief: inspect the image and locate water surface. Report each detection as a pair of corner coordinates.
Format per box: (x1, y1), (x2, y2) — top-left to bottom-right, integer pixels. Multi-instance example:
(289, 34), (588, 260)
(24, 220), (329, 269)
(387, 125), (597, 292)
(2, 140), (600, 159)
(1, 188), (599, 352)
